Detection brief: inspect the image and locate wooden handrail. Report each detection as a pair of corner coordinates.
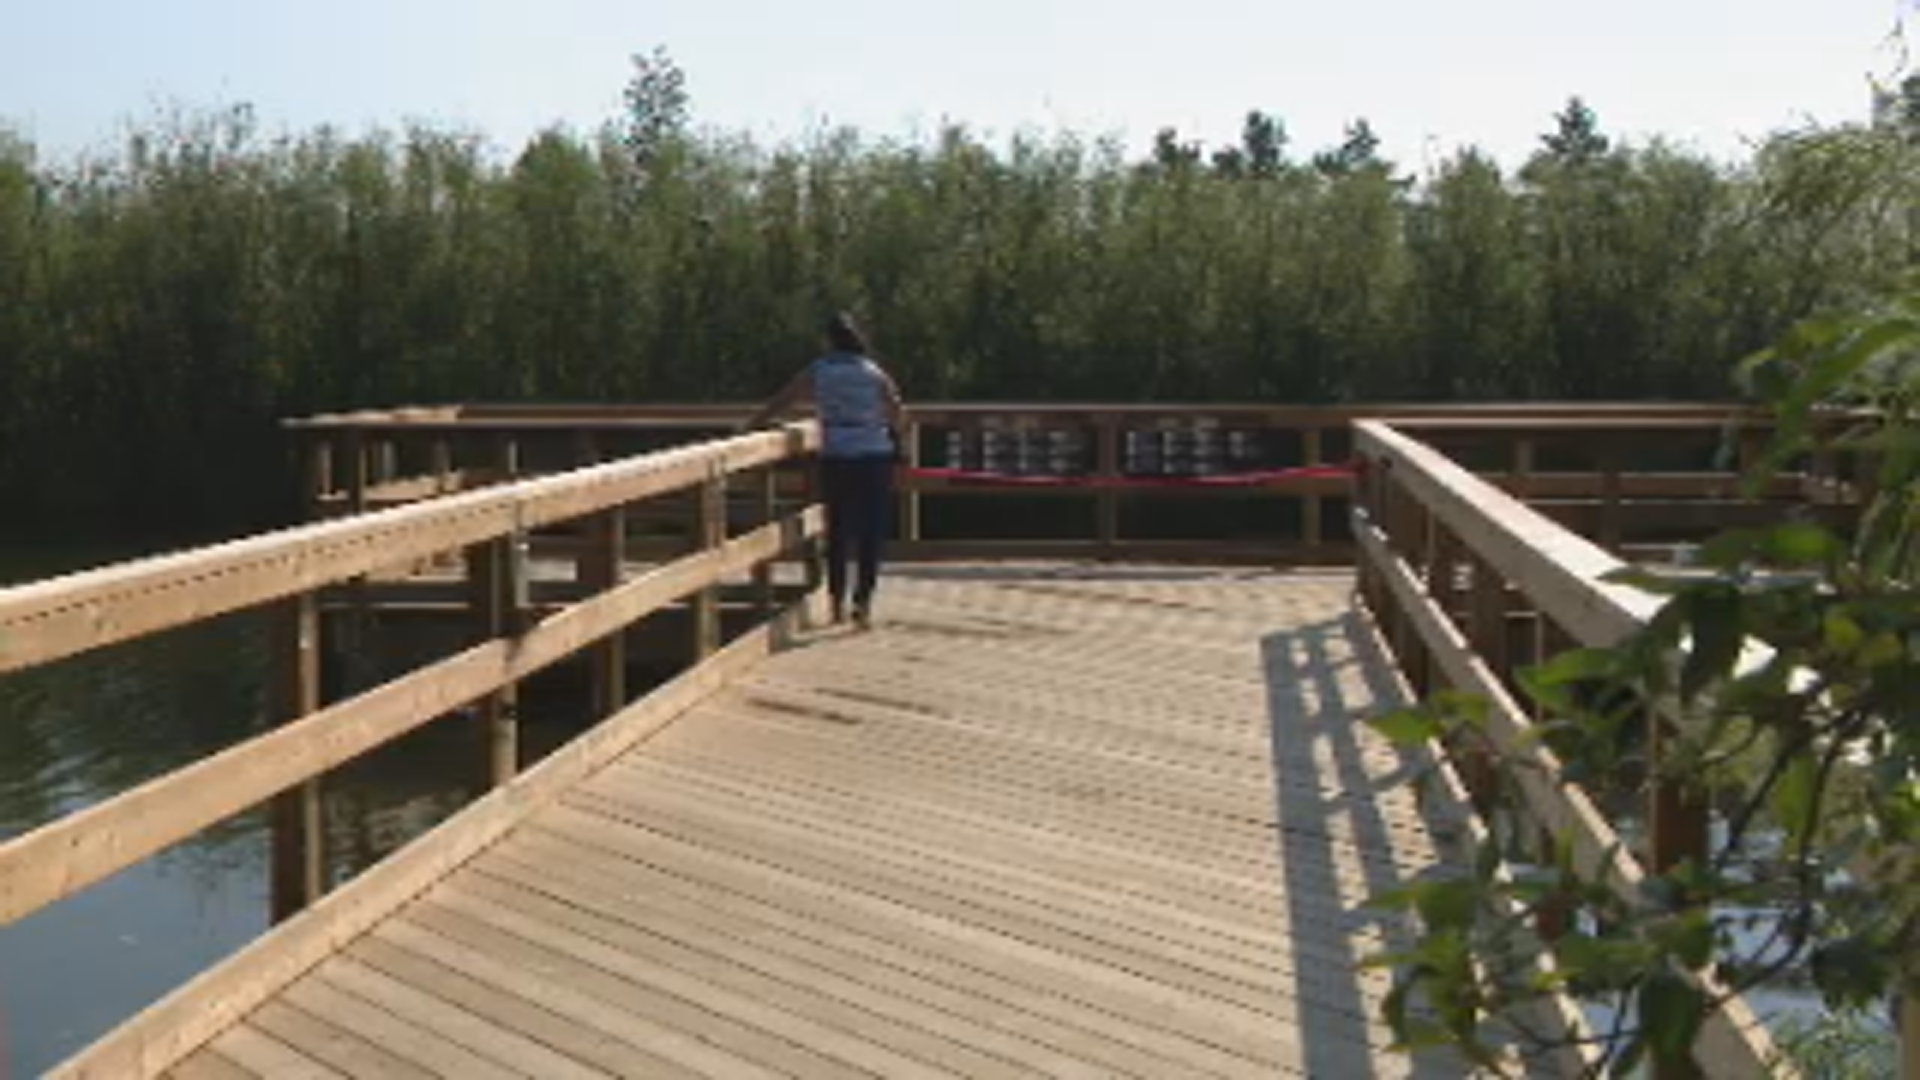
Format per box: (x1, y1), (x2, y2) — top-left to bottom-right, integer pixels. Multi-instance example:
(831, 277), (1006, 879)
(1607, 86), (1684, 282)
(0, 423), (819, 673)
(0, 421), (824, 928)
(1352, 418), (1793, 1079)
(0, 507), (820, 924)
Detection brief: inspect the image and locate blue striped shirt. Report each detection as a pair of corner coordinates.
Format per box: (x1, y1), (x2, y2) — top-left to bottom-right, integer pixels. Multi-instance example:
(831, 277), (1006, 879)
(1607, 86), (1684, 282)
(812, 353), (895, 459)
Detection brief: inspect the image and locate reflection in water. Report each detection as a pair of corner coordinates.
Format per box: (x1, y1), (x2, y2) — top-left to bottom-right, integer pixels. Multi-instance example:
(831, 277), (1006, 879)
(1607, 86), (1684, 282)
(0, 544), (578, 1075)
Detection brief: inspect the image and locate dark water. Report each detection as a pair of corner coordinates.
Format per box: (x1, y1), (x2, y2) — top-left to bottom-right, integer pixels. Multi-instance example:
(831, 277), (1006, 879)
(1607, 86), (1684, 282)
(0, 543), (516, 1077)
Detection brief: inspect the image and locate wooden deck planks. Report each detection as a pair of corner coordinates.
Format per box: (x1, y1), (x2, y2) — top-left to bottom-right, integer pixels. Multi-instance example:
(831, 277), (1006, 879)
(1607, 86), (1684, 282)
(160, 565), (1465, 1079)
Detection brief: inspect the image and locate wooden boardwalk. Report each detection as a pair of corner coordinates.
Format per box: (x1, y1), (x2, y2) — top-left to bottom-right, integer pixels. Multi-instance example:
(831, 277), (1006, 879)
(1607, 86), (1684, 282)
(165, 566), (1468, 1079)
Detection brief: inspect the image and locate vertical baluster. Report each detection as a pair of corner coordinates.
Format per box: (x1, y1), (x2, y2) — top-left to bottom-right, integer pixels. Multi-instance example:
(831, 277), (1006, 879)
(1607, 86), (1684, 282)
(692, 469), (726, 660)
(754, 466), (779, 620)
(1097, 416), (1120, 558)
(898, 420), (922, 546)
(1647, 711), (1709, 1080)
(269, 592), (324, 922)
(470, 435), (522, 789)
(1302, 426), (1325, 554)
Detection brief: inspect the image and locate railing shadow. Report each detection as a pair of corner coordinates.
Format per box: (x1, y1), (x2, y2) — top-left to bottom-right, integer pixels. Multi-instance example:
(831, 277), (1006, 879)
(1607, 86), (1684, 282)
(1261, 612), (1467, 1080)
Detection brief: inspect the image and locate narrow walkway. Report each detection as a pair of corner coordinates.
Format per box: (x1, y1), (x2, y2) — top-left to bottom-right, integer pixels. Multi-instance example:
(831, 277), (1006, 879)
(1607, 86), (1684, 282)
(168, 566), (1465, 1079)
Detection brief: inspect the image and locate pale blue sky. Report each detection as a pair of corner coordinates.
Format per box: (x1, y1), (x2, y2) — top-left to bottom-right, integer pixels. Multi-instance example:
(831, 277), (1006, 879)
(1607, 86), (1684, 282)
(1, 1), (1910, 169)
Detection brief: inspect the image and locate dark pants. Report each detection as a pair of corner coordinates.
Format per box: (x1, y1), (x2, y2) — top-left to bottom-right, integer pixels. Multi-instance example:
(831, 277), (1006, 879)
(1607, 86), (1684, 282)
(819, 456), (894, 611)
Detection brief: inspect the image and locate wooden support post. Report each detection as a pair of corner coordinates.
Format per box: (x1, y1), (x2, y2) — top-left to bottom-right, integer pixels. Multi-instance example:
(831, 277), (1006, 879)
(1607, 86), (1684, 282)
(1510, 437), (1536, 501)
(301, 433), (335, 523)
(898, 421), (922, 544)
(1533, 824), (1570, 942)
(470, 435), (523, 789)
(1648, 713), (1709, 1080)
(430, 437), (454, 494)
(1301, 427), (1324, 550)
(692, 470), (726, 660)
(586, 505), (627, 718)
(269, 592), (324, 922)
(1599, 445), (1624, 553)
(1096, 416), (1120, 558)
(1468, 551), (1512, 686)
(468, 534), (523, 787)
(1430, 525), (1463, 630)
(753, 467), (779, 620)
(344, 430), (369, 515)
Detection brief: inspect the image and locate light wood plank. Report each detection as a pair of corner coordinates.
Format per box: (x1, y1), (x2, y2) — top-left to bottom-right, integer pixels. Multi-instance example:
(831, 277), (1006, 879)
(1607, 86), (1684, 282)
(484, 833), (1278, 1078)
(202, 1024), (341, 1080)
(403, 901), (872, 1080)
(278, 975), (521, 1080)
(454, 868), (1052, 1078)
(347, 934), (703, 1080)
(247, 1001), (433, 1080)
(162, 1050), (258, 1080)
(373, 918), (783, 1079)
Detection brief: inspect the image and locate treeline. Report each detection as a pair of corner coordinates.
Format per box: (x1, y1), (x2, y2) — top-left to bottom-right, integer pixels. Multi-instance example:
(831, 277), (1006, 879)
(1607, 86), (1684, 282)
(0, 96), (1915, 531)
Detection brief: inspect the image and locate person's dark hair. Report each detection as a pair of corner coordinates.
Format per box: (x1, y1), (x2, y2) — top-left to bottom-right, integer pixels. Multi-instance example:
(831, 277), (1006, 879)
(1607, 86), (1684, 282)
(824, 311), (869, 354)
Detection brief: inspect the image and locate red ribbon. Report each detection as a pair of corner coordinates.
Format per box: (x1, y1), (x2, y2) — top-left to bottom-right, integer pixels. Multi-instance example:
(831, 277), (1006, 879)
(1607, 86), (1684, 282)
(908, 462), (1357, 489)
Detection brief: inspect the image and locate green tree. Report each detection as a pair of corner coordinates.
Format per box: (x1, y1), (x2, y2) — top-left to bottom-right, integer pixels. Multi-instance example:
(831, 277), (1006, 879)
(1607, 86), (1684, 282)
(1538, 95), (1612, 167)
(622, 45), (690, 173)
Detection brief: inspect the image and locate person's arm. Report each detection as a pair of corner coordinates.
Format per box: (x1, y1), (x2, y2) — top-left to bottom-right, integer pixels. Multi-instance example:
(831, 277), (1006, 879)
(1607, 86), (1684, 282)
(745, 367), (812, 429)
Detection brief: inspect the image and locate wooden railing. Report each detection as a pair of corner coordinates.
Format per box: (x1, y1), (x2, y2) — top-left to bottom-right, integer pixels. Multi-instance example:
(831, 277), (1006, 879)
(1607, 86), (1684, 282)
(285, 401), (1830, 567)
(0, 422), (824, 1078)
(1352, 418), (1801, 1078)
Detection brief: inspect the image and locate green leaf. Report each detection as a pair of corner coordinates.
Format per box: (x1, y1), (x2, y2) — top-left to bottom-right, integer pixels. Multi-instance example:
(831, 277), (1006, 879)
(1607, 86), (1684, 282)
(1524, 646), (1619, 687)
(1859, 631), (1906, 668)
(1681, 587), (1745, 703)
(1368, 707), (1443, 747)
(1638, 969), (1705, 1061)
(1822, 608), (1865, 655)
(1666, 910), (1715, 970)
(1810, 937), (1895, 1010)
(1762, 522), (1843, 568)
(1769, 751), (1819, 843)
(1413, 879), (1479, 934)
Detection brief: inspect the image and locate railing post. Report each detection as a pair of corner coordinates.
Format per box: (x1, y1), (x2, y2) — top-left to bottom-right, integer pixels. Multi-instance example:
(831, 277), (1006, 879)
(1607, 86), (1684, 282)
(692, 468), (726, 661)
(1599, 444), (1624, 553)
(430, 436), (455, 494)
(1096, 415), (1120, 558)
(589, 504), (628, 718)
(470, 435), (523, 789)
(300, 431), (334, 523)
(1510, 436), (1535, 502)
(1302, 426), (1325, 553)
(1648, 713), (1709, 1080)
(754, 466), (779, 620)
(344, 429), (369, 516)
(578, 429), (628, 719)
(269, 592), (324, 922)
(898, 421), (922, 546)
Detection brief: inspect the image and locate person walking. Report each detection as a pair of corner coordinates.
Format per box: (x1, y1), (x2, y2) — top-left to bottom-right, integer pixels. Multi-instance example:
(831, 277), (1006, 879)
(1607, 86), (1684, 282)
(748, 312), (908, 629)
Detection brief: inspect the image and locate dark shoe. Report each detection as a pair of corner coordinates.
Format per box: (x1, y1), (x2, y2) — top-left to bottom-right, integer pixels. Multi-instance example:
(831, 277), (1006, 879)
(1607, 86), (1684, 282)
(852, 605), (872, 631)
